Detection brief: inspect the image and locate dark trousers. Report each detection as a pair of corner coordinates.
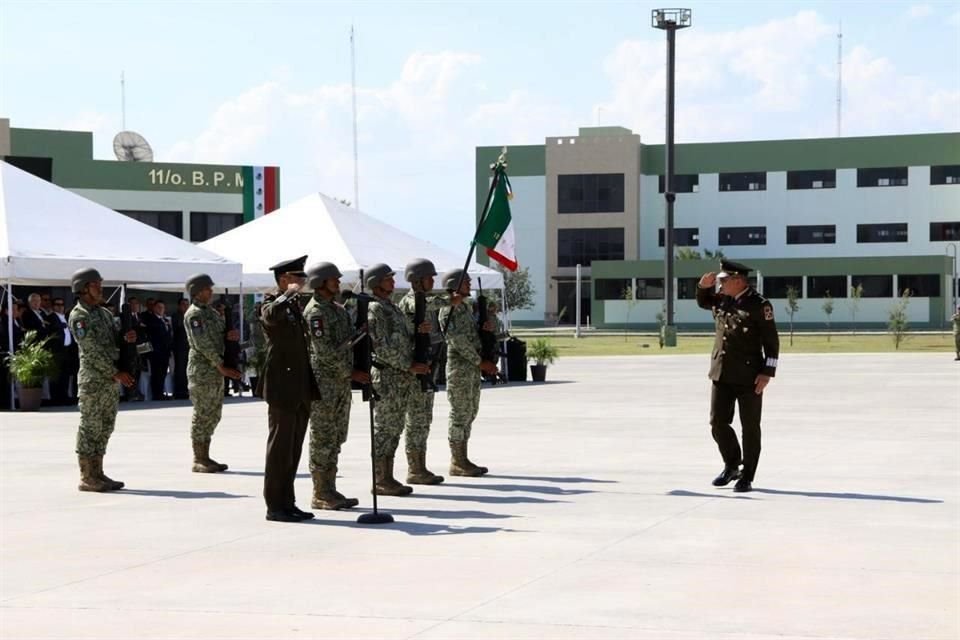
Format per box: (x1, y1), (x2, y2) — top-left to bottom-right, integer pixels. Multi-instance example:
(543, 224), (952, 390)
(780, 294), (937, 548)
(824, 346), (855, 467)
(710, 381), (763, 481)
(149, 352), (170, 400)
(49, 352), (71, 405)
(264, 403), (309, 511)
(173, 350), (189, 399)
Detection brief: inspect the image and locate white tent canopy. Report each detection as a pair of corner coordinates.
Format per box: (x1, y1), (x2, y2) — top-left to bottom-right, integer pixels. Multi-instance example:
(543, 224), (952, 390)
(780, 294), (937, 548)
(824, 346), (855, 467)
(0, 162), (243, 287)
(196, 193), (503, 291)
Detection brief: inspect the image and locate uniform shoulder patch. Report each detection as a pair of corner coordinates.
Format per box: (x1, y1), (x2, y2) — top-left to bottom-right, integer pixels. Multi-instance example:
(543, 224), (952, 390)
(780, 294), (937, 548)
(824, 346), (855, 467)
(190, 317), (204, 334)
(72, 319), (87, 339)
(763, 304), (774, 321)
(310, 316), (323, 337)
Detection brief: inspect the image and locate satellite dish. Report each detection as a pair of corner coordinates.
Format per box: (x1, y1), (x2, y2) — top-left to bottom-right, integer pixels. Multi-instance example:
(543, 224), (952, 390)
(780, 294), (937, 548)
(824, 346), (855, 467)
(113, 131), (154, 162)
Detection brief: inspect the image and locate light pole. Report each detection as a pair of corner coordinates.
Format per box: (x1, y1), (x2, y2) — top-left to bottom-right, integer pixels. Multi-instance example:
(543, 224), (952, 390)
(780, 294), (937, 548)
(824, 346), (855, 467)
(652, 8), (691, 348)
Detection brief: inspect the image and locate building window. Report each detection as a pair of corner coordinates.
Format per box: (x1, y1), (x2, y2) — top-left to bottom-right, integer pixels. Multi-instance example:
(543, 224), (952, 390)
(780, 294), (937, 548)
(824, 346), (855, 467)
(558, 174), (624, 213)
(658, 174), (699, 193)
(786, 169), (836, 190)
(786, 225), (836, 244)
(595, 278), (631, 301)
(930, 165), (960, 185)
(719, 172), (766, 192)
(857, 167), (908, 187)
(857, 223), (907, 243)
(719, 226), (766, 246)
(807, 275), (847, 298)
(190, 212), (242, 242)
(658, 227), (699, 247)
(898, 274), (940, 297)
(677, 277), (700, 300)
(119, 210), (183, 238)
(852, 275), (893, 298)
(634, 278), (664, 300)
(557, 228), (624, 267)
(930, 222), (960, 241)
(762, 276), (803, 299)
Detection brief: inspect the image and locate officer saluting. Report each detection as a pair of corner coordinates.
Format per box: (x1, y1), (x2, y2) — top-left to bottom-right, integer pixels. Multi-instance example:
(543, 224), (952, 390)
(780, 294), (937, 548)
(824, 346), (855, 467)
(259, 255), (320, 522)
(696, 260), (779, 493)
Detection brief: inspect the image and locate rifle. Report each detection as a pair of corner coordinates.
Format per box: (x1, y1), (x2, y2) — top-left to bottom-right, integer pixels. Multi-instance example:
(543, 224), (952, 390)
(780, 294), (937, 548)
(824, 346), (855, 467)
(477, 278), (506, 385)
(222, 302), (241, 370)
(116, 303), (139, 376)
(346, 275), (376, 403)
(413, 290), (436, 392)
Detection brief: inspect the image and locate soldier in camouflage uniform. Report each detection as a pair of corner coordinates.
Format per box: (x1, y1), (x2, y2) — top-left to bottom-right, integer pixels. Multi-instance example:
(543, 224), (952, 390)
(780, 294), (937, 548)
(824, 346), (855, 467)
(396, 258), (457, 485)
(68, 268), (138, 492)
(438, 269), (499, 476)
(303, 262), (368, 510)
(183, 274), (242, 473)
(366, 263), (430, 496)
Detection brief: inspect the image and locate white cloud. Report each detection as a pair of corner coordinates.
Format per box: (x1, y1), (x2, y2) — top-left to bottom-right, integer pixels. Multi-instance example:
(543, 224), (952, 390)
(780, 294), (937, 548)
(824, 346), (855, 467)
(908, 4), (933, 19)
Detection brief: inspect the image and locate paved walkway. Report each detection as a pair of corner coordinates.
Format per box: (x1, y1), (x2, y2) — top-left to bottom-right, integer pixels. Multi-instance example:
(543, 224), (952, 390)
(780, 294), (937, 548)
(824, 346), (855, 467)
(1, 354), (957, 639)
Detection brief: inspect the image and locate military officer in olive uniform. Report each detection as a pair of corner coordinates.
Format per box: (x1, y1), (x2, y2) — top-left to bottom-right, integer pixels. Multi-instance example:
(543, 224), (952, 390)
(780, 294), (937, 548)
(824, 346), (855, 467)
(303, 261), (368, 510)
(183, 274), (243, 473)
(259, 255), (320, 522)
(696, 260), (780, 493)
(397, 258), (458, 485)
(365, 263), (431, 496)
(438, 269), (499, 476)
(68, 268), (137, 492)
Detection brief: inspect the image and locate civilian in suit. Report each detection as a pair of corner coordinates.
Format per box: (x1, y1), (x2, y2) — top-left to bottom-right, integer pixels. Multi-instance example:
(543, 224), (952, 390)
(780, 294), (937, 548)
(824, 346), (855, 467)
(172, 298), (190, 399)
(142, 300), (174, 401)
(48, 297), (79, 405)
(1, 301), (26, 411)
(22, 293), (50, 338)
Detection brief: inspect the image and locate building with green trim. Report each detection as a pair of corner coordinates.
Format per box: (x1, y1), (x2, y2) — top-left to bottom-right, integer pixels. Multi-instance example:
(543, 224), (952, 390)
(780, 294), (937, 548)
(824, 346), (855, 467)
(477, 127), (960, 329)
(1, 118), (279, 243)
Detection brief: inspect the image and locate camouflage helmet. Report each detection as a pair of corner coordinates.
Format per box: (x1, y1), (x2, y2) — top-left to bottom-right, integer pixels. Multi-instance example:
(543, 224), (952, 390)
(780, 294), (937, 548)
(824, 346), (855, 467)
(404, 258), (438, 283)
(71, 267), (103, 294)
(186, 273), (215, 298)
(441, 268), (469, 291)
(306, 262), (343, 290)
(364, 263), (395, 290)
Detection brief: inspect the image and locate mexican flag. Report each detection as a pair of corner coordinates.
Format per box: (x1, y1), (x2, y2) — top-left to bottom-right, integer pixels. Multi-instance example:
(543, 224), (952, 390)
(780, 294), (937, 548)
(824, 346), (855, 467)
(474, 168), (517, 271)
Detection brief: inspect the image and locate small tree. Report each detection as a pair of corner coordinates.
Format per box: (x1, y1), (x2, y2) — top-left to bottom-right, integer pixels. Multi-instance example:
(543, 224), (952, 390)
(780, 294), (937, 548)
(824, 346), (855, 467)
(622, 285), (640, 341)
(822, 291), (834, 342)
(675, 247), (702, 260)
(785, 285), (800, 346)
(850, 282), (863, 335)
(495, 265), (535, 312)
(703, 248), (726, 260)
(888, 289), (911, 350)
(655, 305), (666, 349)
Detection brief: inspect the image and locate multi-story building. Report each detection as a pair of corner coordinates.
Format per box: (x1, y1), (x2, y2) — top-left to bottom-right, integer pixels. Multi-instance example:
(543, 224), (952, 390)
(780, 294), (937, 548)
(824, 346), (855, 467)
(476, 127), (959, 329)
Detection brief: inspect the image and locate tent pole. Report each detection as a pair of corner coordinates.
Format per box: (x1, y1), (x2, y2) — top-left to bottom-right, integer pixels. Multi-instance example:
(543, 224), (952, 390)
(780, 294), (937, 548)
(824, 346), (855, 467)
(120, 284), (127, 307)
(7, 280), (14, 410)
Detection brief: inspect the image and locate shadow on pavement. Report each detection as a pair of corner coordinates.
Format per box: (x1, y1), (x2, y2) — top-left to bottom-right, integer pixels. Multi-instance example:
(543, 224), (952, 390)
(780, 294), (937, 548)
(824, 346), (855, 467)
(484, 474), (618, 484)
(442, 482), (594, 496)
(412, 493), (567, 505)
(668, 488), (942, 503)
(353, 507), (517, 520)
(300, 518), (522, 536)
(119, 489), (251, 499)
(667, 489), (755, 500)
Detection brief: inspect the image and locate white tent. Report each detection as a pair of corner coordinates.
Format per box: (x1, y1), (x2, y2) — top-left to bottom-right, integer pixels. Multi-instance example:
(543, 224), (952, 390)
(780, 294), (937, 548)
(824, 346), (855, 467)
(196, 192), (504, 291)
(0, 162), (243, 287)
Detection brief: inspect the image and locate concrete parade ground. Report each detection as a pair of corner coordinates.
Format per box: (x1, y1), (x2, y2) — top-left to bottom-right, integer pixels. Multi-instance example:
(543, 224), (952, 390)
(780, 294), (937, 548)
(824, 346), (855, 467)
(1, 354), (958, 639)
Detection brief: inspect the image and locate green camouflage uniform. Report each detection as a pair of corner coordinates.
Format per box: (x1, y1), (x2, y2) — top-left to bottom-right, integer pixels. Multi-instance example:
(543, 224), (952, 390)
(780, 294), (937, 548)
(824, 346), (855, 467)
(304, 294), (354, 472)
(396, 291), (448, 452)
(368, 296), (417, 457)
(439, 299), (482, 443)
(69, 301), (121, 456)
(952, 311), (960, 356)
(184, 302), (225, 442)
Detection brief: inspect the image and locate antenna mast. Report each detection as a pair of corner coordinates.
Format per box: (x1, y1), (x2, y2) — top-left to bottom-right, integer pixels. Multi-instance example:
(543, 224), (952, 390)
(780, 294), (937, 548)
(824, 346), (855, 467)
(350, 25), (360, 210)
(121, 71), (127, 130)
(836, 22), (842, 137)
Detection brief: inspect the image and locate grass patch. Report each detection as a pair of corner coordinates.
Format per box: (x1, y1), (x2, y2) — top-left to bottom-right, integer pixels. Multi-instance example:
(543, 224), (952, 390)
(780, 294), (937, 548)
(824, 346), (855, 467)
(511, 333), (957, 357)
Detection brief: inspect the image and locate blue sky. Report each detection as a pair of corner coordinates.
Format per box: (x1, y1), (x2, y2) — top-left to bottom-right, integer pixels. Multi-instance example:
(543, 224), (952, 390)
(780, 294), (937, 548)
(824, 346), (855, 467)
(2, 0), (958, 252)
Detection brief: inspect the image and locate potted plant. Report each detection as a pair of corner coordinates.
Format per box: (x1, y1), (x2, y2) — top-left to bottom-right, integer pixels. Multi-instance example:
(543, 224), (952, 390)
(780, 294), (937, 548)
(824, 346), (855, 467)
(526, 337), (558, 382)
(4, 330), (57, 411)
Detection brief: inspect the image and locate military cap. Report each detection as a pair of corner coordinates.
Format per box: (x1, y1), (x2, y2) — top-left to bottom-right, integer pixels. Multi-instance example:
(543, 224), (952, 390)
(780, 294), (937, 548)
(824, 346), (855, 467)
(186, 273), (215, 298)
(441, 268), (469, 291)
(269, 255), (308, 278)
(718, 259), (752, 279)
(404, 258), (438, 283)
(364, 263), (395, 290)
(306, 262), (343, 289)
(71, 267), (103, 294)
